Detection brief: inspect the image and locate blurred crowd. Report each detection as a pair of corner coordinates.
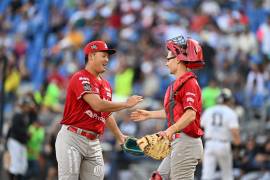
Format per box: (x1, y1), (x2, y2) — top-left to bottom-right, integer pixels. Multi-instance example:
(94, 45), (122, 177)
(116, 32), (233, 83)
(1, 0), (270, 179)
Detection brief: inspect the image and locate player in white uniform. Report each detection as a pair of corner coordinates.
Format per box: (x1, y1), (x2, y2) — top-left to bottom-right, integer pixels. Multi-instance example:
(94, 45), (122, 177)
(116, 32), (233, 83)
(201, 88), (241, 180)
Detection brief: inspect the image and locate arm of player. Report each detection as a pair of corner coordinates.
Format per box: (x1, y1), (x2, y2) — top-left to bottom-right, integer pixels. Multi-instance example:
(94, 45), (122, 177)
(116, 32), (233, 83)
(130, 109), (166, 122)
(83, 94), (143, 112)
(163, 108), (196, 141)
(231, 128), (241, 146)
(106, 115), (126, 144)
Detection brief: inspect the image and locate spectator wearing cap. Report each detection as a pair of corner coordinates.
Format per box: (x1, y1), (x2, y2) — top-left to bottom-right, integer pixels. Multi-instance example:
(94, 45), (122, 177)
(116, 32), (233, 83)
(5, 94), (37, 180)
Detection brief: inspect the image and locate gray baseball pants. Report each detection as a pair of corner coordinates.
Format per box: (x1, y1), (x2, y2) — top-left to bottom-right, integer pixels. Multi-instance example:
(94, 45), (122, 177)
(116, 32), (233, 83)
(55, 125), (104, 180)
(157, 133), (203, 180)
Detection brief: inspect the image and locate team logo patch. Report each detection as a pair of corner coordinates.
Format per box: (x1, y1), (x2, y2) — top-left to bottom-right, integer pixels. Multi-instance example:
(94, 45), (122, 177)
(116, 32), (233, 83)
(91, 45), (97, 49)
(83, 83), (91, 91)
(79, 76), (89, 81)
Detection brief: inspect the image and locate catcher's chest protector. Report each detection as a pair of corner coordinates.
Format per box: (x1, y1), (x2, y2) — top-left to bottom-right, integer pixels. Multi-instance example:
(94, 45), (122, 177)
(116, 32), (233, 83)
(168, 73), (196, 126)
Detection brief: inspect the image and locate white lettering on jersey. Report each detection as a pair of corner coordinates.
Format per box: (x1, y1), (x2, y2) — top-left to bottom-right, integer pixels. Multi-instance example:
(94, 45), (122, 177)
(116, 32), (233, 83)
(106, 92), (111, 98)
(85, 110), (105, 123)
(81, 80), (90, 84)
(104, 88), (111, 98)
(187, 97), (194, 103)
(186, 92), (196, 96)
(79, 77), (90, 81)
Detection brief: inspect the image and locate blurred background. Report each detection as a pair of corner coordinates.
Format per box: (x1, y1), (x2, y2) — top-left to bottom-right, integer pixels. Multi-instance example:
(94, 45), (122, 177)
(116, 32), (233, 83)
(0, 0), (270, 179)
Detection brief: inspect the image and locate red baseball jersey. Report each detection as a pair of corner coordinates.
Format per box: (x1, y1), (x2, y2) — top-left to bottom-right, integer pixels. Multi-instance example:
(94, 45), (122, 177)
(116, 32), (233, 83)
(164, 72), (204, 138)
(60, 69), (112, 134)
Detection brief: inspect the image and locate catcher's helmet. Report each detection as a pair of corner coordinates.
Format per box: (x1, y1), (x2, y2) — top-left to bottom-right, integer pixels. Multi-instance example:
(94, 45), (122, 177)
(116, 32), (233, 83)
(217, 88), (233, 104)
(166, 36), (204, 69)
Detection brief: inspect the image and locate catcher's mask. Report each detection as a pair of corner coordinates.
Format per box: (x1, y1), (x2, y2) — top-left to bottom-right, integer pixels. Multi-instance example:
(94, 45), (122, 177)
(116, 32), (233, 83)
(166, 35), (204, 69)
(217, 88), (233, 104)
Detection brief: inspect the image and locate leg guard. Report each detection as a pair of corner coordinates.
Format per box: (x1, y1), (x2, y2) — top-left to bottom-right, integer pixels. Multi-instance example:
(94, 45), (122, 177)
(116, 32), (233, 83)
(150, 171), (162, 180)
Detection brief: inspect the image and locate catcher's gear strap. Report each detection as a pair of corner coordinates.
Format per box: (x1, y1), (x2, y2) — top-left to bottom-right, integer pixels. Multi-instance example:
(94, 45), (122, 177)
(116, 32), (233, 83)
(169, 73), (196, 126)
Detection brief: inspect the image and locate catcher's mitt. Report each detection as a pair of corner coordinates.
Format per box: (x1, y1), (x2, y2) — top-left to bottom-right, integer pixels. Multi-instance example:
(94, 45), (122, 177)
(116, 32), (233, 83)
(137, 133), (171, 160)
(121, 137), (144, 156)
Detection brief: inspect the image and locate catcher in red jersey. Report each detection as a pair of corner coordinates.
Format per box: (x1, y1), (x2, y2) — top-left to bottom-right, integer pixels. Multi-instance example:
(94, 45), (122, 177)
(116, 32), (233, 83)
(55, 40), (143, 180)
(131, 36), (204, 180)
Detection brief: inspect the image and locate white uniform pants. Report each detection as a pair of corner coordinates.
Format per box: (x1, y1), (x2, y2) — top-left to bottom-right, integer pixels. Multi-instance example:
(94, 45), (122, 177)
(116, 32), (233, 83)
(202, 140), (233, 180)
(55, 125), (104, 180)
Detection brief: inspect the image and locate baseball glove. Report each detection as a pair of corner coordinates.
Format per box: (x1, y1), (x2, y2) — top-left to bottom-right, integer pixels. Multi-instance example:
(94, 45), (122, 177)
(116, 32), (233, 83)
(137, 133), (171, 160)
(121, 137), (144, 156)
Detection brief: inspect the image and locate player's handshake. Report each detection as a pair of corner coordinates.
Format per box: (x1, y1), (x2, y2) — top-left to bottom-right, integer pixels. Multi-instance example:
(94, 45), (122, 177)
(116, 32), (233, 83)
(125, 95), (143, 108)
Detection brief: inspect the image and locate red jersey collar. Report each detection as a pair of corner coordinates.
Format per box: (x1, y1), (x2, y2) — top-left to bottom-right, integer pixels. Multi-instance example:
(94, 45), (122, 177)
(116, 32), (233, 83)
(173, 72), (196, 89)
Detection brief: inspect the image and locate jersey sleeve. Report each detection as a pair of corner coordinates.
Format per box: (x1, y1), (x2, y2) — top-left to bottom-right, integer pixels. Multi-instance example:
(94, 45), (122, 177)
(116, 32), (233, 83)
(71, 74), (99, 99)
(177, 79), (200, 112)
(228, 110), (239, 129)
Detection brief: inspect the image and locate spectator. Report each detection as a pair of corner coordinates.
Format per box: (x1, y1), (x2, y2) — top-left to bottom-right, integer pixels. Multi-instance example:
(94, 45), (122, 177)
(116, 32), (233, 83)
(257, 14), (270, 61)
(5, 95), (36, 180)
(202, 78), (221, 110)
(25, 120), (45, 180)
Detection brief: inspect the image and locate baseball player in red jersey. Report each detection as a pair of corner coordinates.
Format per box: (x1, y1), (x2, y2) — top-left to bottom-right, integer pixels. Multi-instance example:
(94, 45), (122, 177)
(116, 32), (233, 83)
(55, 40), (143, 180)
(131, 36), (204, 180)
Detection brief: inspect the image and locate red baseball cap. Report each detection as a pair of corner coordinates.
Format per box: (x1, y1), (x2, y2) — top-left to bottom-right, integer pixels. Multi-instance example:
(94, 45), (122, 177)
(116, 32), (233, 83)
(84, 40), (116, 55)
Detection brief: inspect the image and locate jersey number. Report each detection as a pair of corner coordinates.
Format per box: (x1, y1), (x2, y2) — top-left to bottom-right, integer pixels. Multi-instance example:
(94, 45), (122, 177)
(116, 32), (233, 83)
(212, 112), (223, 127)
